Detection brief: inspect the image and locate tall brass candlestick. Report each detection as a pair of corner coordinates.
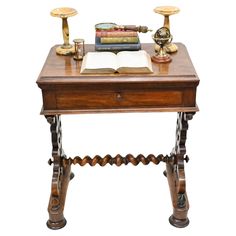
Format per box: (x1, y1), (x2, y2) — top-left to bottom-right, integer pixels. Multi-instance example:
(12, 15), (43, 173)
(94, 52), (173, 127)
(51, 7), (77, 55)
(154, 6), (180, 53)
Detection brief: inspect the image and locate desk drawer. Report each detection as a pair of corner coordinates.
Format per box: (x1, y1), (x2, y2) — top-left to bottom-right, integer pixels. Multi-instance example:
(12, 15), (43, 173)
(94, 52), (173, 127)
(56, 90), (183, 109)
(41, 86), (196, 112)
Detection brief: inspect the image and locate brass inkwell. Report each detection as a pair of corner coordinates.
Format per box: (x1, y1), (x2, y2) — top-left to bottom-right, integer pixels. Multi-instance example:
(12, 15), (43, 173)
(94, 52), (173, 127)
(152, 27), (172, 63)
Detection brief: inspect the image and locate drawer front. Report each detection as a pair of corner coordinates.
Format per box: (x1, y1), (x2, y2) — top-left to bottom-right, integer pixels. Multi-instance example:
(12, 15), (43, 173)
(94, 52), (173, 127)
(53, 89), (186, 110)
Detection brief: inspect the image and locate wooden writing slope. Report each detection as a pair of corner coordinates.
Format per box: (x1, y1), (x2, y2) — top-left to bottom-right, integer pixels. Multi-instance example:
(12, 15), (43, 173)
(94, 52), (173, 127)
(37, 43), (199, 230)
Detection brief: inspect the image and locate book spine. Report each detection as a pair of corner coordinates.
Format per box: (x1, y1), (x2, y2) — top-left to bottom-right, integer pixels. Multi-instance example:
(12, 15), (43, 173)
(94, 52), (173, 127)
(95, 37), (141, 51)
(100, 36), (139, 44)
(96, 31), (138, 37)
(95, 43), (141, 51)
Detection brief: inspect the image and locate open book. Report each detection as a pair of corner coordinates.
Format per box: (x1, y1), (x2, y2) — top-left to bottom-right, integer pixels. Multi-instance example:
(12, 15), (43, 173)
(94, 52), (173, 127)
(80, 50), (153, 74)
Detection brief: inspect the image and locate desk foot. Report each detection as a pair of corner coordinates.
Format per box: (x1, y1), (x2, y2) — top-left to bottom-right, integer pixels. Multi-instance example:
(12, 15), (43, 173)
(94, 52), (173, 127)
(166, 162), (190, 228)
(47, 218), (67, 230)
(169, 215), (189, 228)
(47, 163), (71, 230)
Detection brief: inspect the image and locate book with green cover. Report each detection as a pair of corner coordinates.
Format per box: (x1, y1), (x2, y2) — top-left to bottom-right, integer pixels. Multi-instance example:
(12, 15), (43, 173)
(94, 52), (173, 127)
(100, 36), (139, 44)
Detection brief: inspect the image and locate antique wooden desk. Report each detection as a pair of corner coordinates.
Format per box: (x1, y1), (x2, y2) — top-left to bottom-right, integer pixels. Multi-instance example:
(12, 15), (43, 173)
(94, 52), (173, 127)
(37, 43), (199, 230)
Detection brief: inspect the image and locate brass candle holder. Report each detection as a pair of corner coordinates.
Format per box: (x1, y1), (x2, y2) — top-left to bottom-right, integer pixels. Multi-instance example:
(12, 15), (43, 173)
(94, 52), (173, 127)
(50, 7), (78, 55)
(152, 27), (172, 63)
(153, 6), (180, 53)
(73, 38), (85, 60)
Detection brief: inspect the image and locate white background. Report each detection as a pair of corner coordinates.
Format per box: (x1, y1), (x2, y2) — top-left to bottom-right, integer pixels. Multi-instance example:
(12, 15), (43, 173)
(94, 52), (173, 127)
(1, 0), (236, 235)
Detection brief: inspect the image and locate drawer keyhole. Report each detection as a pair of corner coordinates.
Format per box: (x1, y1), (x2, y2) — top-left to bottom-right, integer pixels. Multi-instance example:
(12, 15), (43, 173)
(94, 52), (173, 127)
(116, 92), (122, 101)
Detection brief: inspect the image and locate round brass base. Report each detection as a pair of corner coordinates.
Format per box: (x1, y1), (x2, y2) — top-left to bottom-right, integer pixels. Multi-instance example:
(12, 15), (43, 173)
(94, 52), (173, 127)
(56, 45), (75, 56)
(155, 43), (178, 53)
(151, 54), (172, 63)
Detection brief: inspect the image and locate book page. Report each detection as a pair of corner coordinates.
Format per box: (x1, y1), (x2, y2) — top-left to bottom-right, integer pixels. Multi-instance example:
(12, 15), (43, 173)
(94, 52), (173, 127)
(117, 50), (152, 71)
(81, 52), (118, 70)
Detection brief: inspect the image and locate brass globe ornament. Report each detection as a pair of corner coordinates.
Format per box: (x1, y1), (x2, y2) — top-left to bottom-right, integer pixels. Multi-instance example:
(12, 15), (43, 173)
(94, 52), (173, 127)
(152, 27), (172, 63)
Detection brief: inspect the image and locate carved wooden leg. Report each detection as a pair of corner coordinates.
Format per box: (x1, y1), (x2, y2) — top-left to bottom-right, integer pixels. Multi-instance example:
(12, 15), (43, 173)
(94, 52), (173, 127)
(166, 112), (195, 228)
(45, 115), (72, 230)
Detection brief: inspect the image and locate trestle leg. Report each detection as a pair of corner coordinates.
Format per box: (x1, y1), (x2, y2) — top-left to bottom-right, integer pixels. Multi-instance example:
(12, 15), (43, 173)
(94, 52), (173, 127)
(45, 115), (73, 230)
(166, 112), (195, 228)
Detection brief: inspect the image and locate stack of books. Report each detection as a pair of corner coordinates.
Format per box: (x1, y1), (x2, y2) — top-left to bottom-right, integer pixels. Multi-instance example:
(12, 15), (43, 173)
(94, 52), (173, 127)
(95, 29), (141, 52)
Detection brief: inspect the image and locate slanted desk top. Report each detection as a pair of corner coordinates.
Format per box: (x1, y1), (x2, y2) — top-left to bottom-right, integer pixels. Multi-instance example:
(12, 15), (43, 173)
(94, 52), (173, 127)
(37, 43), (199, 115)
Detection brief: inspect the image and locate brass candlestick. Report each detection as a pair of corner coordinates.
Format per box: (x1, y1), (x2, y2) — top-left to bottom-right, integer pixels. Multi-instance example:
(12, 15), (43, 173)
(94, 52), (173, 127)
(152, 27), (172, 63)
(51, 7), (77, 55)
(154, 6), (180, 53)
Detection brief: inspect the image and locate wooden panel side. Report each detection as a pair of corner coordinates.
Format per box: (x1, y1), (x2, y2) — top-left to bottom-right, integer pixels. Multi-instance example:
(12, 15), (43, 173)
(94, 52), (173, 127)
(42, 90), (57, 110)
(182, 88), (197, 107)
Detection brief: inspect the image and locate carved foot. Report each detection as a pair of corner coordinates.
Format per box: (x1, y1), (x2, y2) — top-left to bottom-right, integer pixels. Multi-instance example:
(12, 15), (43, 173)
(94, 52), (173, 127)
(169, 215), (189, 228)
(47, 164), (71, 230)
(47, 218), (67, 230)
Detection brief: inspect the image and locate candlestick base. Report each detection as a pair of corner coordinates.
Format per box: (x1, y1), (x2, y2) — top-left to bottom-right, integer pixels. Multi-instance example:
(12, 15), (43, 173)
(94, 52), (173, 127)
(56, 45), (75, 56)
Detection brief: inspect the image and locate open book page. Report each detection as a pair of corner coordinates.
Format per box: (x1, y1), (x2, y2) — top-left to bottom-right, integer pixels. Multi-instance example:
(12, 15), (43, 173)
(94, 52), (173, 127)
(80, 52), (118, 73)
(80, 50), (153, 74)
(116, 50), (153, 73)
